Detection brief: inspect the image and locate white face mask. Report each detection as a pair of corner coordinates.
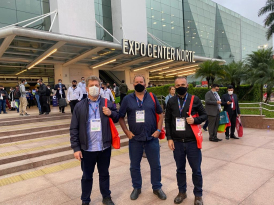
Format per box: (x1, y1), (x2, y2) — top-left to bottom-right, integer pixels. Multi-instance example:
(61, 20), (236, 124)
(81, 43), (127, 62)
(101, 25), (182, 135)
(89, 86), (99, 97)
(228, 91), (233, 95)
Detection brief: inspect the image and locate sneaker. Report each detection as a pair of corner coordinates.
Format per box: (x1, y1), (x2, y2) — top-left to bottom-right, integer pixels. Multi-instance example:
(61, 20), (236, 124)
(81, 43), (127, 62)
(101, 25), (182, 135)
(102, 197), (115, 205)
(24, 113), (30, 116)
(45, 112), (49, 115)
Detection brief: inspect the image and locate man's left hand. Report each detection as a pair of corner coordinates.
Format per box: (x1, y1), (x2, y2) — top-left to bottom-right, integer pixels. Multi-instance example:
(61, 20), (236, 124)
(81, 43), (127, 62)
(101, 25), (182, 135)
(238, 114), (241, 117)
(186, 116), (194, 124)
(103, 106), (111, 116)
(152, 130), (160, 138)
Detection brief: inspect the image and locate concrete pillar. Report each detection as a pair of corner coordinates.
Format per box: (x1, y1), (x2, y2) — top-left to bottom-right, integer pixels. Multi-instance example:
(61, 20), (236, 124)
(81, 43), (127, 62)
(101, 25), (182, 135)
(111, 0), (147, 44)
(49, 0), (96, 39)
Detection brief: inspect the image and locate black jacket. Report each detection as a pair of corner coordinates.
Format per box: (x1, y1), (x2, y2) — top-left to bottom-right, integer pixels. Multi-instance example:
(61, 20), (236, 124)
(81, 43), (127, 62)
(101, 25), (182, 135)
(70, 97), (119, 152)
(221, 93), (240, 116)
(54, 84), (67, 98)
(38, 83), (47, 96)
(0, 89), (7, 100)
(165, 94), (207, 142)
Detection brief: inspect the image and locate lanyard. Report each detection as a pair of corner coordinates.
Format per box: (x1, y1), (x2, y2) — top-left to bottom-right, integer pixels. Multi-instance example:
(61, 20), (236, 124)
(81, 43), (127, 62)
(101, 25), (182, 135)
(136, 96), (143, 108)
(90, 103), (99, 119)
(177, 93), (188, 117)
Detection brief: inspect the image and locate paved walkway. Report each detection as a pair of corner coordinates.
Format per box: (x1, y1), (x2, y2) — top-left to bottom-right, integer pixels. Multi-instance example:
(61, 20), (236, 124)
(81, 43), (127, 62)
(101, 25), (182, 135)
(0, 124), (273, 204)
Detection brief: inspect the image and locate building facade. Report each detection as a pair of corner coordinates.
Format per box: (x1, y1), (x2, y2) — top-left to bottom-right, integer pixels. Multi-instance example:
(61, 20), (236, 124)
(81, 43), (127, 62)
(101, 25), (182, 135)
(0, 0), (271, 87)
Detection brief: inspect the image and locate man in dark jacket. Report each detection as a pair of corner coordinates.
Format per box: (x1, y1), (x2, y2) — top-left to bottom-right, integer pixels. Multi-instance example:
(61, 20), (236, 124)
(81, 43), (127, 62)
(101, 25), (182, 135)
(37, 79), (49, 115)
(54, 79), (67, 113)
(221, 85), (241, 139)
(0, 85), (8, 114)
(119, 80), (128, 105)
(165, 77), (207, 205)
(70, 75), (118, 205)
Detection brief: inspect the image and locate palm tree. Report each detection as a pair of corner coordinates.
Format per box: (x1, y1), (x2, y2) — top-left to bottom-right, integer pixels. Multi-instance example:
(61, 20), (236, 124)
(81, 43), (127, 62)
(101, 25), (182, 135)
(246, 48), (273, 101)
(195, 60), (222, 89)
(219, 61), (247, 89)
(259, 0), (274, 40)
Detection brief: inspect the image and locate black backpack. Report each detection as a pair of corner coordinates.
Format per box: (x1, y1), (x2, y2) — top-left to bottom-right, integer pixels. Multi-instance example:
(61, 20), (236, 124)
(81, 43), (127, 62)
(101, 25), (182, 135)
(14, 90), (21, 99)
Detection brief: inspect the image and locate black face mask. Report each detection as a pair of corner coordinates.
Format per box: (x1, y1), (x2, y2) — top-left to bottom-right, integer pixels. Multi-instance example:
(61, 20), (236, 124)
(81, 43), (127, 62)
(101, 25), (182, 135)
(134, 84), (145, 92)
(72, 85), (76, 87)
(176, 87), (188, 96)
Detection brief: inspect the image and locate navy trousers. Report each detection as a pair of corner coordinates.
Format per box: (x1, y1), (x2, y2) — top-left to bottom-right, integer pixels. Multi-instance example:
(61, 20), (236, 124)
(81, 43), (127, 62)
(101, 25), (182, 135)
(129, 137), (162, 190)
(81, 147), (111, 203)
(173, 141), (203, 196)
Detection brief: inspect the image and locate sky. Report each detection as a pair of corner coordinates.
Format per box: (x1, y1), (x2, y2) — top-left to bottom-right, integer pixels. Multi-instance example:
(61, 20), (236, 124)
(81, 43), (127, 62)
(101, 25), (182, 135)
(212, 0), (267, 25)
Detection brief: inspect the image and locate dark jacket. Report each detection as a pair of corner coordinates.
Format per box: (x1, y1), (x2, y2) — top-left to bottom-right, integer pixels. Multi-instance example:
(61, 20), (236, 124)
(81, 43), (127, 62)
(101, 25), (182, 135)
(119, 83), (128, 94)
(70, 97), (119, 152)
(221, 93), (240, 116)
(54, 84), (67, 98)
(9, 90), (15, 101)
(0, 89), (7, 100)
(165, 94), (207, 142)
(38, 83), (47, 96)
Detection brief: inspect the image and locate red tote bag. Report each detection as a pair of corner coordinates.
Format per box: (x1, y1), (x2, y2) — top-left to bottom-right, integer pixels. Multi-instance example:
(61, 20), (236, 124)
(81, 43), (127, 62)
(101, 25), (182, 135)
(105, 99), (120, 149)
(149, 92), (166, 139)
(236, 117), (243, 137)
(188, 95), (203, 149)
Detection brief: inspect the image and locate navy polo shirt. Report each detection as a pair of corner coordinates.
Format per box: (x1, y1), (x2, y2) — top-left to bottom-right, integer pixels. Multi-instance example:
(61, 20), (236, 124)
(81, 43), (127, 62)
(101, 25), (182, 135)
(119, 92), (163, 141)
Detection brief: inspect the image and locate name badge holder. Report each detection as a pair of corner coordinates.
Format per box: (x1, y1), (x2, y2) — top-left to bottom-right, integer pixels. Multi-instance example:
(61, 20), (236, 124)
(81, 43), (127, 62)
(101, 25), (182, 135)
(90, 119), (101, 132)
(176, 117), (186, 131)
(136, 110), (145, 123)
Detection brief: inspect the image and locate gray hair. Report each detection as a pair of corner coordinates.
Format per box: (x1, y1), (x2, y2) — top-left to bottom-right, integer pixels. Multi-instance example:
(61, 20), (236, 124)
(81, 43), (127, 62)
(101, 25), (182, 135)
(133, 75), (146, 83)
(175, 76), (188, 84)
(86, 76), (100, 85)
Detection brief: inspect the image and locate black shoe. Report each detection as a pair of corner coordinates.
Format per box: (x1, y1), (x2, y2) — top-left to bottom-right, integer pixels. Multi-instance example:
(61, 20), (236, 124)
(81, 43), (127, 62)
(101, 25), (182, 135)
(209, 138), (219, 142)
(174, 192), (187, 204)
(3, 112), (7, 114)
(39, 112), (43, 115)
(153, 189), (167, 200)
(102, 197), (115, 205)
(45, 112), (49, 115)
(82, 203), (89, 205)
(226, 135), (229, 140)
(216, 138), (222, 141)
(203, 127), (208, 131)
(130, 188), (141, 200)
(24, 113), (30, 116)
(194, 196), (203, 205)
(230, 135), (239, 139)
(62, 111), (65, 113)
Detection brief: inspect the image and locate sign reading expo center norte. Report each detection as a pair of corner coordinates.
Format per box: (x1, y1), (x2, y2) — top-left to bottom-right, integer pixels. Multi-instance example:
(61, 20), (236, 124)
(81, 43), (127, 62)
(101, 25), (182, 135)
(122, 39), (195, 63)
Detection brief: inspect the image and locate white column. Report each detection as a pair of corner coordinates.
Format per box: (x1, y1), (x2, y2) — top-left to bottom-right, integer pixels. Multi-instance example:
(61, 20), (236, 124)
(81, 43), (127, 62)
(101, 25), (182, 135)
(49, 0), (96, 39)
(111, 0), (147, 44)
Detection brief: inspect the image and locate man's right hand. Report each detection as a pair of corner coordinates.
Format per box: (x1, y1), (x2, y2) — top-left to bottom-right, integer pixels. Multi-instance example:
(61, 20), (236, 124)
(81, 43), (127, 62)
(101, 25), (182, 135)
(168, 140), (175, 151)
(227, 101), (232, 105)
(74, 151), (83, 161)
(217, 101), (222, 104)
(126, 130), (135, 139)
(58, 88), (60, 90)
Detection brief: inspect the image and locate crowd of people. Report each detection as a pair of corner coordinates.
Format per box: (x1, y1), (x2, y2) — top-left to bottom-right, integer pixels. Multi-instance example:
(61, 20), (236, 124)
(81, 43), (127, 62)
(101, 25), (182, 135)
(0, 77), (129, 116)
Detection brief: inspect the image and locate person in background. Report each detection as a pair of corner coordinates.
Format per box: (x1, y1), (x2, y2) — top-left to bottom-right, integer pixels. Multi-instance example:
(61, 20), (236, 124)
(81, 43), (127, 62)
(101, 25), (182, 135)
(70, 75), (118, 205)
(78, 77), (87, 99)
(106, 82), (110, 88)
(9, 87), (15, 111)
(165, 86), (176, 105)
(46, 85), (52, 106)
(67, 80), (82, 114)
(202, 120), (208, 131)
(119, 80), (128, 105)
(54, 79), (67, 113)
(113, 83), (120, 98)
(165, 77), (207, 205)
(100, 83), (115, 103)
(3, 87), (12, 111)
(13, 86), (20, 113)
(0, 85), (8, 114)
(26, 89), (31, 109)
(35, 85), (42, 114)
(19, 79), (30, 116)
(221, 85), (241, 140)
(119, 75), (166, 201)
(205, 84), (222, 142)
(37, 79), (49, 115)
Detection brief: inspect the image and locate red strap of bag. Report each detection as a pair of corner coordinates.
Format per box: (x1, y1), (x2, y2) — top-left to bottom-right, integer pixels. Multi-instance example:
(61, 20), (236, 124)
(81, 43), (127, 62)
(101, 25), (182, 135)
(149, 92), (165, 139)
(188, 95), (203, 149)
(105, 98), (120, 149)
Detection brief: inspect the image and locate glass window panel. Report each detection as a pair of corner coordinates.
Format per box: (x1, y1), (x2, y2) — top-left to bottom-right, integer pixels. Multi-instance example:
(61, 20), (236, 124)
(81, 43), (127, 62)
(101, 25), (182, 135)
(0, 0), (16, 9)
(0, 8), (17, 24)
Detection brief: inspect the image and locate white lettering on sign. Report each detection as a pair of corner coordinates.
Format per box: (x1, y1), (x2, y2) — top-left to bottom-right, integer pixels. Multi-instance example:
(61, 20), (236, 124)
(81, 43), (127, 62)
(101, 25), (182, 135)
(122, 39), (195, 63)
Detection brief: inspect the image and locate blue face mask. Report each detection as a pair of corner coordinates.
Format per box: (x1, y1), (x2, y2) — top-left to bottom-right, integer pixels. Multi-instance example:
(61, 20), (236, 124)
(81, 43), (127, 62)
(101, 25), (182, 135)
(25, 82), (27, 85)
(37, 83), (40, 85)
(82, 80), (85, 83)
(59, 82), (61, 85)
